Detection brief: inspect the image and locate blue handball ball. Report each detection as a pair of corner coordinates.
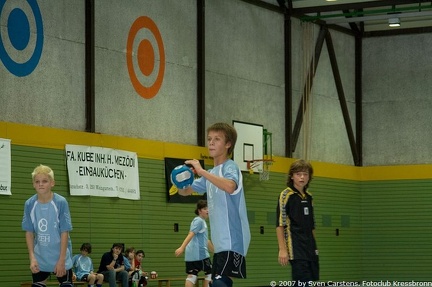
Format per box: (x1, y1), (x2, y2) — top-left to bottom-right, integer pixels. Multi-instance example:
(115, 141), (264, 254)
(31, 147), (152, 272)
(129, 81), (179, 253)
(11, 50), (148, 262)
(170, 165), (194, 189)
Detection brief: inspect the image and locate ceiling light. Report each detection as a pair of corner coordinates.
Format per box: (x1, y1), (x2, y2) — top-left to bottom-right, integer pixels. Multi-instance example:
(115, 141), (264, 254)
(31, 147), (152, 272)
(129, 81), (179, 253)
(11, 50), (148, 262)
(388, 17), (401, 27)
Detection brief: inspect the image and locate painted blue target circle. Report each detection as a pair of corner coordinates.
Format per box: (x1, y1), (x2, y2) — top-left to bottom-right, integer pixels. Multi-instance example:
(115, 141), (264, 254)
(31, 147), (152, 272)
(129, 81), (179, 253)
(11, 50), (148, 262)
(0, 0), (44, 77)
(8, 8), (30, 51)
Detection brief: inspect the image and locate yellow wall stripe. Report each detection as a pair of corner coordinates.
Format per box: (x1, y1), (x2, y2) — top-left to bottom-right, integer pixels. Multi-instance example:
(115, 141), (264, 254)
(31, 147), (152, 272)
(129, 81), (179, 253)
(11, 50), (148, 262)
(1, 121), (431, 181)
(360, 165), (432, 181)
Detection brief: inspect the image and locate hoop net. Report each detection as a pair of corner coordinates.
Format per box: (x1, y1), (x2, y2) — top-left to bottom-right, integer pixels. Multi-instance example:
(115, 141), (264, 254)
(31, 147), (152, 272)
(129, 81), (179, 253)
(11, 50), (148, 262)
(246, 159), (274, 181)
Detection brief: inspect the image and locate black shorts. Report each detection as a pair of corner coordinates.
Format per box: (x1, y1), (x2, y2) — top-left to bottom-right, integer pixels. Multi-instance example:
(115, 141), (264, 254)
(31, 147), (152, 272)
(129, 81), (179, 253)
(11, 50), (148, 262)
(185, 258), (212, 275)
(80, 274), (89, 281)
(290, 259), (319, 282)
(212, 251), (246, 279)
(32, 269), (74, 284)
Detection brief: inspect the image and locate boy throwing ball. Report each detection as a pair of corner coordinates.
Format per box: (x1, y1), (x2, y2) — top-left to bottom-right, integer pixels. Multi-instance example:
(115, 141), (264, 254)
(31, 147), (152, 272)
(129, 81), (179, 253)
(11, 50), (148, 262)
(178, 123), (250, 287)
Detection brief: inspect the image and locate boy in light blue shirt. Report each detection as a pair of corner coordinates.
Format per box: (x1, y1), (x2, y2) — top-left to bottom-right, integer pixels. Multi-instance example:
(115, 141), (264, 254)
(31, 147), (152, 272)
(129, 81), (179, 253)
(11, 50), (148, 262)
(175, 200), (213, 287)
(22, 164), (74, 287)
(178, 123), (251, 287)
(72, 243), (104, 287)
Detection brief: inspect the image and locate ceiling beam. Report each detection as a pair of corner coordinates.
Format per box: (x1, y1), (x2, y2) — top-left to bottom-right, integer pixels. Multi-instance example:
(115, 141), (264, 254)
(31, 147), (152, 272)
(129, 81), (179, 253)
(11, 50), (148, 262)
(292, 0), (427, 15)
(239, 0), (281, 12)
(325, 10), (432, 24)
(291, 27), (327, 154)
(325, 30), (360, 166)
(363, 25), (432, 37)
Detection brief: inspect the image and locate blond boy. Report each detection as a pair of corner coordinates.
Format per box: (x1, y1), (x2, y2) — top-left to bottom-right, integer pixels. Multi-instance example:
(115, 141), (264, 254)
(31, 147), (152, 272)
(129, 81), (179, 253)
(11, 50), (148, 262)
(22, 165), (74, 287)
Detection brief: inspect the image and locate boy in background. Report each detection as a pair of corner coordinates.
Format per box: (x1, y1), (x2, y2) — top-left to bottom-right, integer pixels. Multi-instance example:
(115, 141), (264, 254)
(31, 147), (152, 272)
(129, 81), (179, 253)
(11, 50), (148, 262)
(22, 164), (74, 287)
(98, 243), (129, 287)
(134, 250), (147, 276)
(72, 242), (104, 287)
(178, 122), (251, 287)
(123, 246), (136, 275)
(130, 250), (148, 287)
(276, 159), (319, 286)
(175, 199), (213, 287)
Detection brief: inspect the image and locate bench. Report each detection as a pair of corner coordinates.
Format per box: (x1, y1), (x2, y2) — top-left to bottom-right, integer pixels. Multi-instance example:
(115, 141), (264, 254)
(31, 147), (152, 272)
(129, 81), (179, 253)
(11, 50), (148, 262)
(20, 281), (122, 287)
(20, 282), (86, 287)
(150, 276), (205, 287)
(21, 277), (204, 287)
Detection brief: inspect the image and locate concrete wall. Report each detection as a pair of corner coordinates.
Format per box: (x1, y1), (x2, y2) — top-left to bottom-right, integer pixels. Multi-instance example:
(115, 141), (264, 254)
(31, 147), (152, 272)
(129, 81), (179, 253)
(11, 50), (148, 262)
(94, 0), (198, 145)
(363, 34), (432, 166)
(205, 0), (285, 157)
(1, 0), (431, 166)
(0, 0), (86, 130)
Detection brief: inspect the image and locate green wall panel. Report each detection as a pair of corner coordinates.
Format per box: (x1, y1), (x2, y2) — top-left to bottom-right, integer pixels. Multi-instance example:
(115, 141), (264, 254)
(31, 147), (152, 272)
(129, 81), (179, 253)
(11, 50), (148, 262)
(312, 177), (362, 281)
(3, 145), (432, 286)
(361, 180), (432, 281)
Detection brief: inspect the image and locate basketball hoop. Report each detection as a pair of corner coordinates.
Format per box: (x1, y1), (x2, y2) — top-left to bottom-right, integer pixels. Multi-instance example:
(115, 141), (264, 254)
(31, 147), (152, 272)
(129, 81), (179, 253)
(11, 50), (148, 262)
(246, 159), (274, 181)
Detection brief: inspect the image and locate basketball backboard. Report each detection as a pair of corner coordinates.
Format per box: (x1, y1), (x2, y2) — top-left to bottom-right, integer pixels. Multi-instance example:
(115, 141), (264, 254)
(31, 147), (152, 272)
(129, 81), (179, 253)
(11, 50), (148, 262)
(233, 121), (263, 173)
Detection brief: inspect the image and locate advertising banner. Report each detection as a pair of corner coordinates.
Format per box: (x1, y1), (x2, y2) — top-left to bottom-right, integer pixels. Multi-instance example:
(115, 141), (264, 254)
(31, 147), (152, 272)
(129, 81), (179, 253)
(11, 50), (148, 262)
(0, 139), (11, 196)
(65, 144), (140, 200)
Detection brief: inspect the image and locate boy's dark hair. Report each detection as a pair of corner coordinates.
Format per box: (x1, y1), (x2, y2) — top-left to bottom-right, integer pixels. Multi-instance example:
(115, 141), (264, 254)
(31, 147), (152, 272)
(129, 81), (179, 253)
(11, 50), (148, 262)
(80, 243), (92, 253)
(287, 159), (314, 189)
(111, 243), (124, 252)
(136, 250), (145, 257)
(207, 123), (237, 156)
(195, 199), (208, 215)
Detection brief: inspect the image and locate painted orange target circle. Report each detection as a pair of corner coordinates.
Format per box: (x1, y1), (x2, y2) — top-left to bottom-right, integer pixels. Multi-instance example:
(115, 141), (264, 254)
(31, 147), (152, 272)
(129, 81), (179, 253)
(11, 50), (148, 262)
(127, 16), (165, 99)
(138, 39), (154, 76)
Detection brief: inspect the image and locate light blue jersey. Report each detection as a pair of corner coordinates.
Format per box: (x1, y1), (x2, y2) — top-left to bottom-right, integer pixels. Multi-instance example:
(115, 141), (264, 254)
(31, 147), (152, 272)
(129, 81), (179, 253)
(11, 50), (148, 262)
(123, 255), (131, 271)
(72, 255), (93, 280)
(22, 193), (73, 272)
(192, 159), (250, 256)
(185, 216), (209, 261)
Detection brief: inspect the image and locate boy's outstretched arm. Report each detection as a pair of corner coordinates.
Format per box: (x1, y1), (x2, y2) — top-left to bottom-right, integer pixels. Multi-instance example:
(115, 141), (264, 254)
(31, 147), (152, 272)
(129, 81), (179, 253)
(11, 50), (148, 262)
(175, 231), (195, 257)
(185, 159), (237, 194)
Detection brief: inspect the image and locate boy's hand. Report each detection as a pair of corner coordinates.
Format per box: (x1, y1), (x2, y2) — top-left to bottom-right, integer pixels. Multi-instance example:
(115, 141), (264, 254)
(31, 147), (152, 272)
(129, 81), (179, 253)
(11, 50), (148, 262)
(54, 259), (66, 277)
(278, 249), (289, 266)
(185, 159), (204, 176)
(174, 247), (184, 257)
(30, 259), (40, 274)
